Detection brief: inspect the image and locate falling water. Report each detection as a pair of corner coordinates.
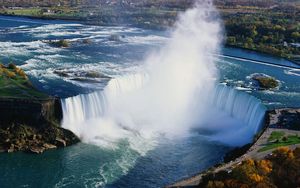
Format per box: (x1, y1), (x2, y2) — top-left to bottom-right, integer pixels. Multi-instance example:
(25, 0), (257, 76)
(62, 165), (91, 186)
(61, 0), (266, 150)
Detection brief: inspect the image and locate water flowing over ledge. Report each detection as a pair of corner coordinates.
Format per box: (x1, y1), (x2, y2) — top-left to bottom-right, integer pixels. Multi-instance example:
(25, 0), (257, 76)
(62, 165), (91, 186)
(61, 74), (267, 146)
(212, 85), (267, 136)
(60, 0), (265, 147)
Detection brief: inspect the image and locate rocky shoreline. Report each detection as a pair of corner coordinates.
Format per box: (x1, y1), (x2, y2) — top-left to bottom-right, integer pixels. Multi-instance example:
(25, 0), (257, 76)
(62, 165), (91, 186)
(0, 123), (79, 154)
(0, 97), (80, 154)
(0, 64), (80, 154)
(168, 108), (300, 187)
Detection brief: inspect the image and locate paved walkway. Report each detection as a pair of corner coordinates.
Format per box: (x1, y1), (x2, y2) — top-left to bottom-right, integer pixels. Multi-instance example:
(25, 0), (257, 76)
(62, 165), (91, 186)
(168, 128), (300, 187)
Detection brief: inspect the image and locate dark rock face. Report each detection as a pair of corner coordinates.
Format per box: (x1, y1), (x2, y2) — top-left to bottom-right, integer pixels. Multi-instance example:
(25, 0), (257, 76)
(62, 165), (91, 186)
(0, 97), (62, 127)
(269, 108), (300, 130)
(0, 97), (80, 153)
(223, 143), (252, 163)
(0, 123), (80, 154)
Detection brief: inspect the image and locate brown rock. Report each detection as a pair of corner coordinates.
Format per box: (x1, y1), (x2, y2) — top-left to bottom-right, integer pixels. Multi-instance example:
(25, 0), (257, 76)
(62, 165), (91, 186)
(55, 138), (66, 147)
(28, 146), (45, 154)
(7, 148), (14, 153)
(31, 134), (37, 140)
(43, 143), (57, 149)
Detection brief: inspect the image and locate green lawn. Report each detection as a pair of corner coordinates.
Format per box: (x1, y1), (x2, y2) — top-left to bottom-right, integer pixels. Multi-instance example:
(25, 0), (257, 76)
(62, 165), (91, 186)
(268, 131), (285, 142)
(0, 7), (84, 19)
(0, 65), (49, 100)
(259, 131), (300, 152)
(3, 8), (42, 16)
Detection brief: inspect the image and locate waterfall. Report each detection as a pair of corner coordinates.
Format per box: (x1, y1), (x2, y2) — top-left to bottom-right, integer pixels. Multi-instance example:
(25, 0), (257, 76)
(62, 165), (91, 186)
(61, 73), (148, 136)
(211, 85), (267, 135)
(61, 73), (266, 146)
(60, 0), (266, 147)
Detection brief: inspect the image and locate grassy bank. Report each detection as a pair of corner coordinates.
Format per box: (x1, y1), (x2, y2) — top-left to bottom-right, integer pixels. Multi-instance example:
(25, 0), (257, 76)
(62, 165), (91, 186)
(259, 131), (300, 152)
(0, 63), (49, 100)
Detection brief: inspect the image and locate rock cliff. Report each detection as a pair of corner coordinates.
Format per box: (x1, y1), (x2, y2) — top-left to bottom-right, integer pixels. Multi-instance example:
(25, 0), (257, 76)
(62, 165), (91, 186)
(0, 64), (80, 153)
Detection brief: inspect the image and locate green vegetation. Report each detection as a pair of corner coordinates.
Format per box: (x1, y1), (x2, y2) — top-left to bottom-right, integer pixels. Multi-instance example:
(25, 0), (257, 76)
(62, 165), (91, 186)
(259, 131), (300, 152)
(199, 147), (300, 188)
(0, 6), (85, 20)
(254, 77), (279, 89)
(51, 39), (70, 48)
(2, 8), (42, 16)
(224, 11), (300, 61)
(251, 74), (279, 89)
(216, 1), (300, 62)
(268, 131), (285, 141)
(0, 63), (49, 99)
(0, 0), (299, 61)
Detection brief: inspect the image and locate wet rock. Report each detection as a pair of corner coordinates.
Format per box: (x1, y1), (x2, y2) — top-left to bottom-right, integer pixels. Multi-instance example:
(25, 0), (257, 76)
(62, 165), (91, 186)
(85, 71), (107, 78)
(52, 39), (70, 48)
(0, 65), (79, 154)
(82, 39), (92, 44)
(54, 70), (69, 77)
(28, 146), (45, 154)
(0, 124), (80, 154)
(70, 78), (101, 83)
(55, 138), (66, 147)
(7, 148), (14, 153)
(250, 73), (279, 89)
(43, 143), (57, 149)
(109, 34), (121, 41)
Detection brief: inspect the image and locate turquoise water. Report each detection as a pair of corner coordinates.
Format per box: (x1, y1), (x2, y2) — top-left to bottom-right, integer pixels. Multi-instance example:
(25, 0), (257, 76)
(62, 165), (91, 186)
(0, 16), (300, 188)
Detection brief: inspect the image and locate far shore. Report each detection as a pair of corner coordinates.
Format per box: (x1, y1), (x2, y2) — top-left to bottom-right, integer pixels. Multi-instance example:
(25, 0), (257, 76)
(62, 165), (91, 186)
(0, 13), (299, 66)
(225, 45), (300, 66)
(168, 108), (300, 187)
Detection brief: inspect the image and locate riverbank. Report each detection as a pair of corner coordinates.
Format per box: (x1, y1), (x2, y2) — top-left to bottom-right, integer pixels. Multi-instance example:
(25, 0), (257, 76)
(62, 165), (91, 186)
(1, 0), (299, 62)
(1, 11), (299, 65)
(168, 108), (300, 187)
(225, 44), (300, 66)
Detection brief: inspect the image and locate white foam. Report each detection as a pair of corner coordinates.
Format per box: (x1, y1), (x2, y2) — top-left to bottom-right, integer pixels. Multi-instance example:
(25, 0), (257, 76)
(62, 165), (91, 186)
(123, 35), (168, 45)
(0, 40), (61, 57)
(285, 69), (300, 77)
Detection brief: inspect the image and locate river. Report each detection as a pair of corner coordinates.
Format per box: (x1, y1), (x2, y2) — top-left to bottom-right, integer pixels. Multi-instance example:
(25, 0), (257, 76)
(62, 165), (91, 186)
(0, 15), (299, 188)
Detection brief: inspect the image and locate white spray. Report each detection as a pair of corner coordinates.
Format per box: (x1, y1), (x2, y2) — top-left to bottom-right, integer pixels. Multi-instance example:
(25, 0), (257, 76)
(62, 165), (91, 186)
(62, 0), (222, 146)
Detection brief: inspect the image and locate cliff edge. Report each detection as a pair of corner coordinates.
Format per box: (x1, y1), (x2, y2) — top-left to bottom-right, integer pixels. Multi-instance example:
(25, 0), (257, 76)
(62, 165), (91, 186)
(0, 63), (79, 153)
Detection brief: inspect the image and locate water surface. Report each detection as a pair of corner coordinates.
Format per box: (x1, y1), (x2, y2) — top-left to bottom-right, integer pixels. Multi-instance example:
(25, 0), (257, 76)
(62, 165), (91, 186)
(0, 16), (299, 187)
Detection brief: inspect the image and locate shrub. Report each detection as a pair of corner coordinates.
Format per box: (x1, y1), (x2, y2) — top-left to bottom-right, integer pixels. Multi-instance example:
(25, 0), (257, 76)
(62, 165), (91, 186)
(8, 63), (17, 70)
(249, 173), (263, 183)
(15, 67), (27, 78)
(282, 136), (288, 142)
(3, 69), (16, 79)
(200, 147), (300, 188)
(257, 160), (272, 174)
(55, 39), (70, 48)
(253, 76), (279, 89)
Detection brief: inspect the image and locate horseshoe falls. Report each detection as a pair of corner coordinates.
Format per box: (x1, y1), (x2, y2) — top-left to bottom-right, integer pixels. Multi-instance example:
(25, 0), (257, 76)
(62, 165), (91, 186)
(61, 1), (266, 150)
(61, 75), (267, 147)
(4, 0), (297, 187)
